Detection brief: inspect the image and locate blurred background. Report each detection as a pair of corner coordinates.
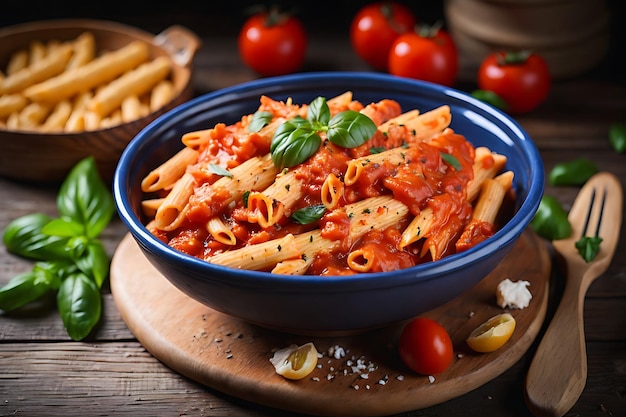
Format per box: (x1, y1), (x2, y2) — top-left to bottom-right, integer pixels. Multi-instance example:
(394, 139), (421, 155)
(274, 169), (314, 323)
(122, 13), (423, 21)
(2, 0), (624, 86)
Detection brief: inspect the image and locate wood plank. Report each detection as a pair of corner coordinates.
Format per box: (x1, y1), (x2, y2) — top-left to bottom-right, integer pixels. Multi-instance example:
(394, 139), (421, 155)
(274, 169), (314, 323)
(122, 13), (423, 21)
(0, 342), (623, 417)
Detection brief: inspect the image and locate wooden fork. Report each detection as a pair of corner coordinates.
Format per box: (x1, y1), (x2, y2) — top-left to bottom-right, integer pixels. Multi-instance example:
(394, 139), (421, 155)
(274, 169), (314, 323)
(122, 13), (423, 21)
(525, 172), (623, 416)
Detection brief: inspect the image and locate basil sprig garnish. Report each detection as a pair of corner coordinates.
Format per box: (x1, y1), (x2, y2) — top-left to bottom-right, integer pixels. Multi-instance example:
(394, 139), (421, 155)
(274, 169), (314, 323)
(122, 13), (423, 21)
(248, 111), (273, 133)
(0, 156), (114, 341)
(270, 96), (377, 169)
(290, 204), (327, 225)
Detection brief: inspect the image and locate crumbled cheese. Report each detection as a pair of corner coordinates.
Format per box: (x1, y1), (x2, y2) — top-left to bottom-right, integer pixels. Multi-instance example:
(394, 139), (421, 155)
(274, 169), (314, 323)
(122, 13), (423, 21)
(497, 278), (532, 309)
(428, 375), (435, 384)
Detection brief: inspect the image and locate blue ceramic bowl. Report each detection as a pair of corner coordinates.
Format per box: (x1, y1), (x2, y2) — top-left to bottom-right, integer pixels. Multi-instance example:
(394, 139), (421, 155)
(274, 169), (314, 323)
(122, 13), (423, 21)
(114, 72), (544, 335)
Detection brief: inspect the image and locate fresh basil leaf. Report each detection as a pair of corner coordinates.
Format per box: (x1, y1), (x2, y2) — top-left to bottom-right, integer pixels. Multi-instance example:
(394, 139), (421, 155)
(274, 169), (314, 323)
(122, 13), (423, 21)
(0, 271), (54, 311)
(327, 111), (376, 148)
(208, 163), (233, 178)
(74, 240), (110, 288)
(64, 235), (89, 260)
(242, 190), (251, 208)
(282, 129), (322, 168)
(57, 272), (102, 341)
(575, 236), (603, 263)
(248, 111), (273, 133)
(41, 216), (85, 238)
(441, 152), (462, 170)
(57, 156), (115, 239)
(2, 213), (71, 261)
(307, 96), (330, 127)
(271, 120), (321, 169)
(290, 204), (326, 224)
(34, 260), (76, 286)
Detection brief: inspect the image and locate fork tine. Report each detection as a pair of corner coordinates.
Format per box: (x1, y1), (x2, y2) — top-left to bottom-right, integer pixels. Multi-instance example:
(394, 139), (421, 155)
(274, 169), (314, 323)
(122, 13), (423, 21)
(581, 188), (596, 238)
(594, 187), (607, 238)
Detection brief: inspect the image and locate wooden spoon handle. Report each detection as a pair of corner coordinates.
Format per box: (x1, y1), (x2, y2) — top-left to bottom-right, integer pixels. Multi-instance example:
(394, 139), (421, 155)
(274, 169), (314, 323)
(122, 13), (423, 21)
(524, 268), (587, 417)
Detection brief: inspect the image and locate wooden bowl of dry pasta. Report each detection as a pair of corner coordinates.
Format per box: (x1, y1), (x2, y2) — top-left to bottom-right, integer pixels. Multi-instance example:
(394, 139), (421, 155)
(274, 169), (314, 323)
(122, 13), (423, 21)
(0, 19), (200, 183)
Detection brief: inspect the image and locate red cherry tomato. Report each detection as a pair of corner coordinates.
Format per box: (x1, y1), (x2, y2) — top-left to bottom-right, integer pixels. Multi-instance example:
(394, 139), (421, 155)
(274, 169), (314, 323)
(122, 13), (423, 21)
(398, 317), (454, 375)
(350, 1), (417, 71)
(477, 51), (551, 114)
(388, 25), (458, 86)
(238, 8), (307, 77)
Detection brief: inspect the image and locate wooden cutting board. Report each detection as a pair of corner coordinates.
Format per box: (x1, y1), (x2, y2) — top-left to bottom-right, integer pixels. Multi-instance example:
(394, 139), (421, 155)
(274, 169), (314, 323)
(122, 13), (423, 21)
(110, 229), (551, 417)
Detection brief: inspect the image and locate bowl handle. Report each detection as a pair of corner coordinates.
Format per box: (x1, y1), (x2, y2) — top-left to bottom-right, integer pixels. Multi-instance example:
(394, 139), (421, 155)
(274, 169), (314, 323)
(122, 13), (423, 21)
(153, 25), (201, 68)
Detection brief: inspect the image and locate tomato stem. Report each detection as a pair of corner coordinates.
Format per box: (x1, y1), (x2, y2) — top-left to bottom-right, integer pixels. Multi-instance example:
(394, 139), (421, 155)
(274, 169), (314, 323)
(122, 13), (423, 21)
(497, 50), (532, 66)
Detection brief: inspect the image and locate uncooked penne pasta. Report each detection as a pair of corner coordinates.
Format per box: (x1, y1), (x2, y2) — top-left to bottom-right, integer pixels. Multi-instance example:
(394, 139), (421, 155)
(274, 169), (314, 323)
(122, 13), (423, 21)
(89, 56), (171, 117)
(67, 32), (96, 70)
(41, 100), (72, 132)
(23, 40), (150, 103)
(0, 44), (73, 95)
(18, 102), (51, 128)
(6, 49), (28, 75)
(0, 94), (28, 118)
(150, 79), (174, 111)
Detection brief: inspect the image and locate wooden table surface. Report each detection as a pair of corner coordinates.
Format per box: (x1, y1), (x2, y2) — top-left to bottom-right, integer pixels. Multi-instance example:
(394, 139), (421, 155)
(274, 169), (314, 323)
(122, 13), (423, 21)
(1, 3), (626, 416)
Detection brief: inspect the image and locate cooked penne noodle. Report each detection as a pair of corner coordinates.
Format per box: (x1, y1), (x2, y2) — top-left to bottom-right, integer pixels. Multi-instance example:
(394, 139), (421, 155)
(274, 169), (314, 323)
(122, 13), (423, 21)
(155, 171), (196, 231)
(472, 178), (506, 224)
(399, 208), (434, 250)
(271, 259), (310, 275)
(141, 198), (165, 218)
(209, 233), (300, 270)
(344, 145), (412, 186)
(378, 109), (420, 133)
(321, 173), (344, 209)
(403, 105), (452, 142)
(347, 248), (375, 272)
(141, 146), (199, 192)
(185, 153), (279, 221)
(206, 217), (237, 246)
(246, 191), (286, 228)
(467, 147), (508, 201)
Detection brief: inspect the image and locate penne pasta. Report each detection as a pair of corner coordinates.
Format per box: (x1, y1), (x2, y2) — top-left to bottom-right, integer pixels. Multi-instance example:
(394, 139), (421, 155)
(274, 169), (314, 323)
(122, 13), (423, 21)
(155, 171), (196, 231)
(141, 146), (199, 192)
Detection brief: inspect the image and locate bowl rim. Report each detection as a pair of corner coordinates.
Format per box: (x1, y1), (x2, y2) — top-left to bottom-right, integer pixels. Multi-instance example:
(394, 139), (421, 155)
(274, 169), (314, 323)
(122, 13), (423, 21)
(114, 71), (544, 290)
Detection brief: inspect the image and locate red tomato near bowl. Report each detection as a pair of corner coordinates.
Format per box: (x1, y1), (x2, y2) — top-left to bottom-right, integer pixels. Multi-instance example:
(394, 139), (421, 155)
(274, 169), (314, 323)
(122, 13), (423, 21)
(398, 317), (454, 375)
(238, 9), (307, 77)
(350, 1), (417, 71)
(388, 25), (458, 86)
(477, 51), (551, 114)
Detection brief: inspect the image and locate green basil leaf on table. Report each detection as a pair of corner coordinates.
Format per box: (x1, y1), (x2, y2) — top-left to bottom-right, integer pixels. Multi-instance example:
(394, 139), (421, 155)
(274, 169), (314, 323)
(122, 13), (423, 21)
(2, 213), (71, 261)
(609, 122), (626, 153)
(57, 156), (115, 239)
(41, 216), (86, 238)
(74, 240), (110, 289)
(548, 158), (598, 186)
(0, 271), (54, 311)
(57, 272), (102, 341)
(530, 195), (572, 240)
